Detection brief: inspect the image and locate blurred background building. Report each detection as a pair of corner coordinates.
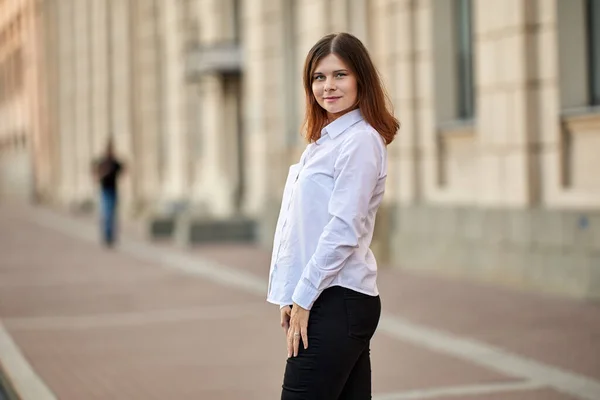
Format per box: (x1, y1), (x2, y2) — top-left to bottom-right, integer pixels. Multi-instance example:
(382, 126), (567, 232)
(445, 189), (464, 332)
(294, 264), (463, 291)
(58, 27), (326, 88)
(0, 0), (43, 199)
(1, 0), (599, 300)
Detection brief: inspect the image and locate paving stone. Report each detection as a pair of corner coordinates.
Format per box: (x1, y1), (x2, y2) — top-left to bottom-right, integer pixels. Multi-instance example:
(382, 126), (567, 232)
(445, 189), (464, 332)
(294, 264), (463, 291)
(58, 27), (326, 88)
(1, 205), (599, 400)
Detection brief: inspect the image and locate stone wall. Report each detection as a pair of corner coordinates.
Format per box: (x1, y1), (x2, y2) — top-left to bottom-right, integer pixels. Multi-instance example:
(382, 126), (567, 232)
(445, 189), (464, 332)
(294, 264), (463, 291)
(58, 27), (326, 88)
(0, 150), (32, 200)
(391, 205), (600, 299)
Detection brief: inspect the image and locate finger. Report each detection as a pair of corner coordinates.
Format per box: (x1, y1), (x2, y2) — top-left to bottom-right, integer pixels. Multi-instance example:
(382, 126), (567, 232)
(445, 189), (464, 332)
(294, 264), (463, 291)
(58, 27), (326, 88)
(282, 320), (290, 335)
(293, 328), (301, 357)
(281, 308), (291, 335)
(287, 327), (293, 358)
(301, 325), (308, 350)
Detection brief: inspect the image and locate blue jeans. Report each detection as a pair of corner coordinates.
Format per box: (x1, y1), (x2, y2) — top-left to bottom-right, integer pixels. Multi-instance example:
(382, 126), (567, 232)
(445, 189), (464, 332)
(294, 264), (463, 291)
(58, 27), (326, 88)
(100, 188), (118, 245)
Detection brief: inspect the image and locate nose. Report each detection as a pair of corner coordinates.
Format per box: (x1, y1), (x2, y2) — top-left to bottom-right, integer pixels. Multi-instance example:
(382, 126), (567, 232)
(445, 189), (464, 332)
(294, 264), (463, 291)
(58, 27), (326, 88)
(324, 77), (335, 92)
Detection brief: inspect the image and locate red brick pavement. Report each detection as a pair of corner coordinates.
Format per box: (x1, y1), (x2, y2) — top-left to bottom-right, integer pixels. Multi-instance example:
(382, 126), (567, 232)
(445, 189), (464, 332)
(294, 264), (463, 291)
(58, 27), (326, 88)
(192, 247), (600, 383)
(0, 204), (598, 400)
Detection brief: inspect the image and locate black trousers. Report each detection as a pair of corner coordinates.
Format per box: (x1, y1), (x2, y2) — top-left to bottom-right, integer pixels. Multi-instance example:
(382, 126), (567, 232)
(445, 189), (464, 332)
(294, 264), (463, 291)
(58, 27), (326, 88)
(281, 286), (381, 400)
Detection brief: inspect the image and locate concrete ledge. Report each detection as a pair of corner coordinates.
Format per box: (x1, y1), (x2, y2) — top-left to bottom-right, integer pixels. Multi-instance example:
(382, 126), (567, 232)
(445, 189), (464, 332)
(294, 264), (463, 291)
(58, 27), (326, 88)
(391, 205), (600, 301)
(175, 215), (257, 246)
(141, 201), (192, 240)
(68, 198), (96, 215)
(371, 204), (398, 266)
(147, 216), (176, 239)
(257, 198), (281, 248)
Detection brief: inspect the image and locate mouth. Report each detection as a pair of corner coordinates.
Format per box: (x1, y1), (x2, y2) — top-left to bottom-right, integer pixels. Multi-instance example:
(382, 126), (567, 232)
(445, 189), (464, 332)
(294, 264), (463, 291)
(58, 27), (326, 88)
(324, 96), (341, 103)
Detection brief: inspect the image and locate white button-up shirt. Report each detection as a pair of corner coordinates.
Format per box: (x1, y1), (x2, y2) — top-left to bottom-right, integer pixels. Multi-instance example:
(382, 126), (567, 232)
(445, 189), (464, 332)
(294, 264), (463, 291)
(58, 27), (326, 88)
(266, 109), (388, 310)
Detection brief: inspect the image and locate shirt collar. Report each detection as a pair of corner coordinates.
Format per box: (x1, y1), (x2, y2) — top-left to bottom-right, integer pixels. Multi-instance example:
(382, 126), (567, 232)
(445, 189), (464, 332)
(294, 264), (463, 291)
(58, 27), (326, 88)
(318, 109), (364, 143)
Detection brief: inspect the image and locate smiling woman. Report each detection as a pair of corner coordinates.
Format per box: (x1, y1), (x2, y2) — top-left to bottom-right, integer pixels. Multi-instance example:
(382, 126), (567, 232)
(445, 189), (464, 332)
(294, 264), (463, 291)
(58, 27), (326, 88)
(311, 54), (358, 119)
(301, 32), (399, 145)
(267, 32), (399, 400)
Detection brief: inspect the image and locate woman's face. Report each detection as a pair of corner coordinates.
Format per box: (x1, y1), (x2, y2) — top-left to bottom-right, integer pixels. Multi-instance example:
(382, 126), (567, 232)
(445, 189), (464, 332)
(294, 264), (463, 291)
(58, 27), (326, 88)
(311, 53), (358, 121)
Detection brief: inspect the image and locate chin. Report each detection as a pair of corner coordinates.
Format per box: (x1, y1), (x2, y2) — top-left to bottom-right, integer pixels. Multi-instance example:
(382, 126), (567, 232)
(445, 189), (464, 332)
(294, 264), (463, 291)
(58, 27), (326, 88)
(329, 107), (350, 115)
(325, 105), (343, 113)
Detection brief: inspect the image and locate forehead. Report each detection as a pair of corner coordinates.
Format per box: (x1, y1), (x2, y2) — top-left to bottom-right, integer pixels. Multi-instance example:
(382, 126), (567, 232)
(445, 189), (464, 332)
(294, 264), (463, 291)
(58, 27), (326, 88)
(314, 53), (349, 72)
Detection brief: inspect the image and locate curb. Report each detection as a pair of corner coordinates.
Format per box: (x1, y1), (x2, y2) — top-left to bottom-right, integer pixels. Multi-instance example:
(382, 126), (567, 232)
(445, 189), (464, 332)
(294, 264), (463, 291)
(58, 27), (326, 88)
(0, 364), (20, 400)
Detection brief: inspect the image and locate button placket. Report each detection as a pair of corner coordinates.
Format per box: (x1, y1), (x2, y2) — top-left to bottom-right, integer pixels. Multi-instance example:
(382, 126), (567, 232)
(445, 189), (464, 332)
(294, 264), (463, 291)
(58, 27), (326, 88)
(274, 165), (301, 263)
(273, 143), (318, 266)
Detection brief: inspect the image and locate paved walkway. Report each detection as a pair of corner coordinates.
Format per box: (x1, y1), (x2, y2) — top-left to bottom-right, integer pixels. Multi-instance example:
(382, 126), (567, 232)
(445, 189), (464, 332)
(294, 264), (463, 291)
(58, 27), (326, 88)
(0, 204), (599, 400)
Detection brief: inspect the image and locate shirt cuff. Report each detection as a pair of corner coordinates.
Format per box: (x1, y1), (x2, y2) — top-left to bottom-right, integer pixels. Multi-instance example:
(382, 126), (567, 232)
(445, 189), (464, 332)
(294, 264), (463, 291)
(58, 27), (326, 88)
(280, 304), (291, 309)
(292, 279), (321, 310)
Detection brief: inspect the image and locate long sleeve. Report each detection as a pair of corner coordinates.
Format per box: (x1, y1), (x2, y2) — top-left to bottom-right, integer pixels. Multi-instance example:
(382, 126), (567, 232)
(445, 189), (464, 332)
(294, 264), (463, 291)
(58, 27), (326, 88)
(291, 131), (382, 310)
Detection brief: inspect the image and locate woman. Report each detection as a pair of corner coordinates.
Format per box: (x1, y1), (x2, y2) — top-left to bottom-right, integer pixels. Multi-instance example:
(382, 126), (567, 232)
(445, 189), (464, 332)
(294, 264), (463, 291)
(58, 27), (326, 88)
(267, 32), (399, 399)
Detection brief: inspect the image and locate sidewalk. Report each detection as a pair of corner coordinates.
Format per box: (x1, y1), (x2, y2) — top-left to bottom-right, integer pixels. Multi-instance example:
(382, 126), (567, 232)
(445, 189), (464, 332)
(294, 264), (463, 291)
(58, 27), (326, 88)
(0, 204), (599, 400)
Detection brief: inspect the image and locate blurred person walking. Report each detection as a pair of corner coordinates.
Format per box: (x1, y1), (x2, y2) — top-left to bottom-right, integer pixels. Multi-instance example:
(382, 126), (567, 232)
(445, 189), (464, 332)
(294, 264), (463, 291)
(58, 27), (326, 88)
(92, 138), (125, 248)
(267, 32), (400, 399)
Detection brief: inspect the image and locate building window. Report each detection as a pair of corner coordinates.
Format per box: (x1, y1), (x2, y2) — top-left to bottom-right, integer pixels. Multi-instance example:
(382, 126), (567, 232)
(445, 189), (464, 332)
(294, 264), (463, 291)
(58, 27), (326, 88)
(558, 0), (600, 110)
(0, 62), (5, 102)
(7, 52), (15, 97)
(233, 0), (241, 42)
(432, 0), (476, 122)
(456, 0), (474, 119)
(183, 0), (199, 50)
(587, 0), (600, 105)
(283, 0), (300, 144)
(219, 0), (241, 43)
(13, 49), (23, 93)
(347, 0), (370, 46)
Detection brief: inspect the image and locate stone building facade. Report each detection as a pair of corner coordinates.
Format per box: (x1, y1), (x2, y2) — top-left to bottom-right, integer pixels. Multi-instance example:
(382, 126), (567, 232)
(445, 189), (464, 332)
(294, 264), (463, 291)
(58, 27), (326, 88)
(0, 0), (45, 199)
(38, 0), (184, 212)
(16, 0), (600, 299)
(34, 0), (246, 219)
(245, 0), (600, 300)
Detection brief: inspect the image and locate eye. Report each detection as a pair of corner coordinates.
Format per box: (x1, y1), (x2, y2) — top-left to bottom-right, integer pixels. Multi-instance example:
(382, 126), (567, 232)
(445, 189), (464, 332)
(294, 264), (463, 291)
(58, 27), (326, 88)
(313, 75), (325, 81)
(335, 72), (347, 78)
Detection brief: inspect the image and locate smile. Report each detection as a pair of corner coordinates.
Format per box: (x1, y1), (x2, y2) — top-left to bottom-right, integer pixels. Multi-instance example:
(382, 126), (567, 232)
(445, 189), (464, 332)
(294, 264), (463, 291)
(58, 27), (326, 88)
(324, 97), (341, 102)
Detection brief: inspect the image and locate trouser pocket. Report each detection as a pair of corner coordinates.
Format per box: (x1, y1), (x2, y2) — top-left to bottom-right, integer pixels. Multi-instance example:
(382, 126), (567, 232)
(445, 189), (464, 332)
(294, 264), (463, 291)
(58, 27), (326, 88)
(343, 288), (381, 342)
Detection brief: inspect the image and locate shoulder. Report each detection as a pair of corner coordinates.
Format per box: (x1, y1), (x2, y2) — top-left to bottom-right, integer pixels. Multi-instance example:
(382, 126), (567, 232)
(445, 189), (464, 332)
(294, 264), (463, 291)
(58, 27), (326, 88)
(340, 121), (386, 154)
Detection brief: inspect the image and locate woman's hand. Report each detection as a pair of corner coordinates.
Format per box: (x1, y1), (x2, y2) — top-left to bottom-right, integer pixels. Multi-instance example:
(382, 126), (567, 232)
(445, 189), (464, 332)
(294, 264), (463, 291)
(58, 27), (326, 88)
(287, 302), (310, 357)
(280, 305), (291, 336)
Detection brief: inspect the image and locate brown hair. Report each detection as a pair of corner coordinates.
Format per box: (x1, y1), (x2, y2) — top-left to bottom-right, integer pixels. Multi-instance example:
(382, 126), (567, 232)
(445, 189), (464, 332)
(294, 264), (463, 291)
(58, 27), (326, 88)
(301, 32), (399, 145)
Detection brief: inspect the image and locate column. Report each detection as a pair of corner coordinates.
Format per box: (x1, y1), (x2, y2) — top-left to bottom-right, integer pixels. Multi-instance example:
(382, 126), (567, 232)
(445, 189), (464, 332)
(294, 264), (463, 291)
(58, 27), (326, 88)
(474, 0), (535, 206)
(57, 0), (77, 204)
(110, 0), (136, 211)
(73, 0), (93, 201)
(161, 0), (188, 202)
(132, 0), (162, 208)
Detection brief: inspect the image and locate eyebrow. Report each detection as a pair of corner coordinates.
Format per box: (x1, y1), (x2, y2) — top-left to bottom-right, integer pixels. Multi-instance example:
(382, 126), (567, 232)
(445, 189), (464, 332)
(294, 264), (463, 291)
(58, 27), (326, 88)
(313, 69), (349, 75)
